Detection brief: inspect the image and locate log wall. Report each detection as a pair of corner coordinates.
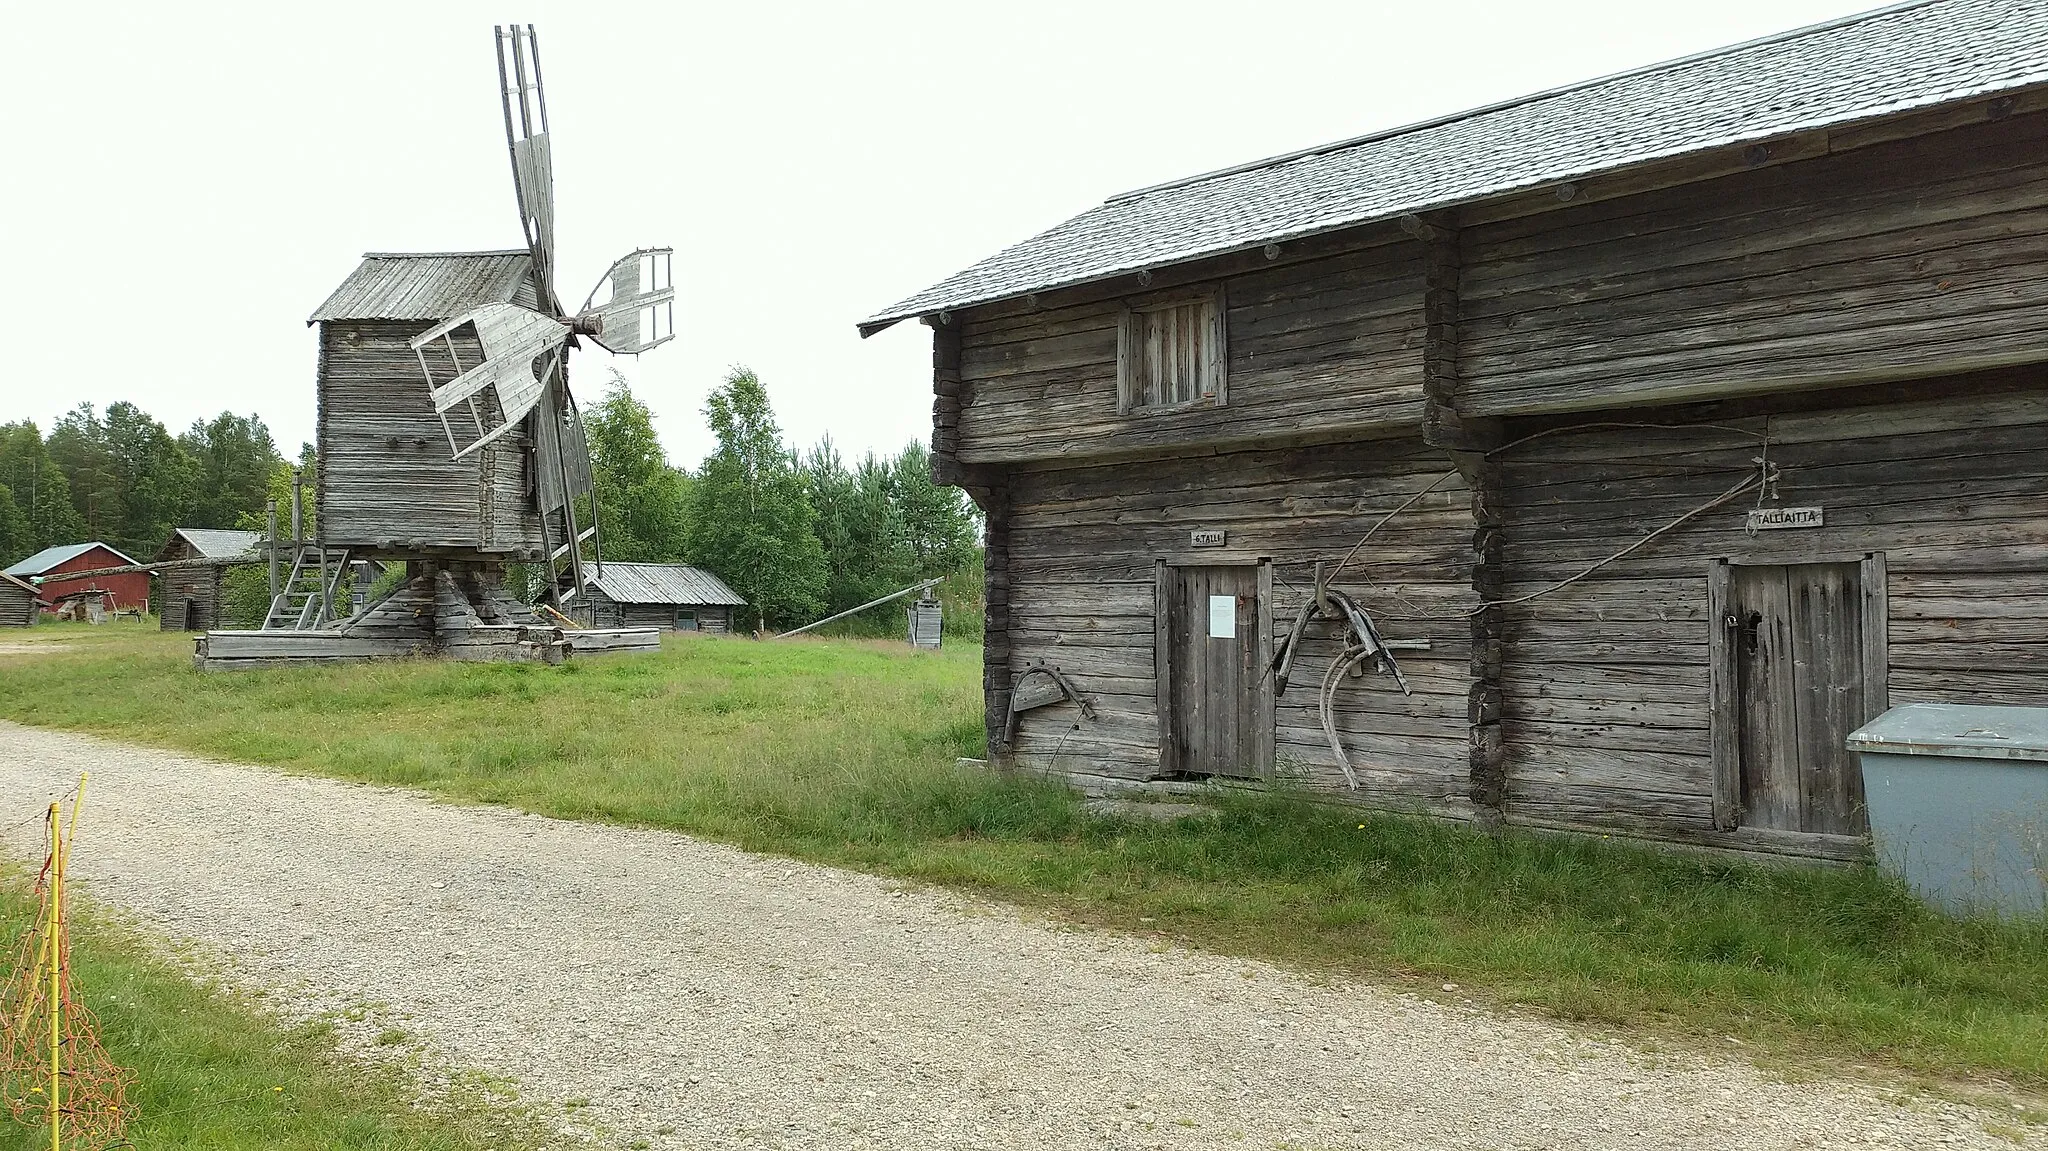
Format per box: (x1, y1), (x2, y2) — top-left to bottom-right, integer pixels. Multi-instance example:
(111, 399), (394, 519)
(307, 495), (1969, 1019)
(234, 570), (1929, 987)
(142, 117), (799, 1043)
(1460, 109), (2048, 417)
(954, 226), (1423, 466)
(0, 579), (35, 627)
(1494, 369), (2048, 857)
(318, 321), (545, 558)
(155, 536), (238, 631)
(582, 585), (735, 632)
(1002, 438), (1475, 811)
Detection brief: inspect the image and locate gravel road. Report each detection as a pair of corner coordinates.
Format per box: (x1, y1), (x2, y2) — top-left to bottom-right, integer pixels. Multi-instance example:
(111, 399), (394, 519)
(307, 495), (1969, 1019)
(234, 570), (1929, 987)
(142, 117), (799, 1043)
(0, 721), (2028, 1149)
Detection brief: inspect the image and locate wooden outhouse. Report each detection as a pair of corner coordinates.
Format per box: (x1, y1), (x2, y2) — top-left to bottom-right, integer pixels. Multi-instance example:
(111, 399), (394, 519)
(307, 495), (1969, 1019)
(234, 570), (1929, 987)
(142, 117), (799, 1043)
(578, 563), (745, 632)
(0, 573), (38, 627)
(862, 0), (2048, 861)
(156, 528), (263, 631)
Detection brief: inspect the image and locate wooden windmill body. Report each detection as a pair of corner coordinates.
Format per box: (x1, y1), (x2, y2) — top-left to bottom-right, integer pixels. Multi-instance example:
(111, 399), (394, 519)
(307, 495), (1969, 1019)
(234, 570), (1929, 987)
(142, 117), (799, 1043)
(195, 26), (674, 670)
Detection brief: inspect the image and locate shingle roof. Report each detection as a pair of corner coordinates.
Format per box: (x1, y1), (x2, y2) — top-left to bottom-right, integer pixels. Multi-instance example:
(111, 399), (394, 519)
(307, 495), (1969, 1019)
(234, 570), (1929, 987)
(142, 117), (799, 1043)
(309, 250), (537, 323)
(860, 0), (2048, 335)
(3, 542), (140, 578)
(160, 528), (264, 561)
(585, 563), (747, 607)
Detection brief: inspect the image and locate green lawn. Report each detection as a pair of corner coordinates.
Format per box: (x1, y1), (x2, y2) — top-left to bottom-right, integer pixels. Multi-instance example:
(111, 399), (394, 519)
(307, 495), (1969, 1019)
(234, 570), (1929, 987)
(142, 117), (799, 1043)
(2, 623), (2046, 1102)
(0, 879), (546, 1150)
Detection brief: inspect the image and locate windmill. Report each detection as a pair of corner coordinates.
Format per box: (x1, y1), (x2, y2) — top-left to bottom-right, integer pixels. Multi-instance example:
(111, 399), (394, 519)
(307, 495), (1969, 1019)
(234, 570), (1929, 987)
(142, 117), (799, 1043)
(412, 24), (679, 601)
(195, 25), (675, 670)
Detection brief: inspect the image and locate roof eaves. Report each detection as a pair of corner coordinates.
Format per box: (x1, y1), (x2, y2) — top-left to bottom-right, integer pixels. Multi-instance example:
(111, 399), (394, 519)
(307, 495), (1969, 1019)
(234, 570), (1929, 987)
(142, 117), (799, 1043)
(855, 82), (2037, 335)
(855, 0), (2043, 335)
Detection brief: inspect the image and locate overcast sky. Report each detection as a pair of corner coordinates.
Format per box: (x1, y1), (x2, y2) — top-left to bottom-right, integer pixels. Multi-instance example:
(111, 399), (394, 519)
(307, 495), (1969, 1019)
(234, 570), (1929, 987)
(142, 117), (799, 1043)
(1, 0), (1881, 468)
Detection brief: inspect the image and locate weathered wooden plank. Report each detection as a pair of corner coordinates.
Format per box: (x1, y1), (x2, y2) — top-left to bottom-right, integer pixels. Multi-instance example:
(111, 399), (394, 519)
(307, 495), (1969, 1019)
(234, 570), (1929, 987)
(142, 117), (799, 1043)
(1465, 118), (2048, 294)
(1506, 779), (1716, 827)
(1504, 735), (1711, 795)
(1889, 667), (2048, 707)
(1502, 691), (1708, 728)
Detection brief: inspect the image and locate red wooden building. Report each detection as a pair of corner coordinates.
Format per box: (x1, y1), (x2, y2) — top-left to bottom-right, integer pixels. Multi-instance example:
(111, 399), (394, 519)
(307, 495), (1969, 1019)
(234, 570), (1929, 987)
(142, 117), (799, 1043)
(1, 543), (148, 616)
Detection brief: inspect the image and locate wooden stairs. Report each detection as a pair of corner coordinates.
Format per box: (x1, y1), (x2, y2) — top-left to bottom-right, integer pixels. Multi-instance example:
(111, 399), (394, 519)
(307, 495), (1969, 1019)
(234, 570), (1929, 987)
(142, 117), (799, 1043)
(263, 545), (352, 630)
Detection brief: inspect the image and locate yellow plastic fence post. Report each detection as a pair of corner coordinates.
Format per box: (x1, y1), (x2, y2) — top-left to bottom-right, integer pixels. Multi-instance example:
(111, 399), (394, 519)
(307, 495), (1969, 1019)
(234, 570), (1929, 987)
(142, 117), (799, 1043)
(52, 774), (85, 1151)
(45, 800), (59, 1151)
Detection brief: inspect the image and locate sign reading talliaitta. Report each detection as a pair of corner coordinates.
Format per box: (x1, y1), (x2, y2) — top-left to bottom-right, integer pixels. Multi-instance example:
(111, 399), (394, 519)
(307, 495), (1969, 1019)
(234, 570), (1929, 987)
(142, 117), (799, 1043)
(1747, 506), (1824, 531)
(1190, 529), (1227, 547)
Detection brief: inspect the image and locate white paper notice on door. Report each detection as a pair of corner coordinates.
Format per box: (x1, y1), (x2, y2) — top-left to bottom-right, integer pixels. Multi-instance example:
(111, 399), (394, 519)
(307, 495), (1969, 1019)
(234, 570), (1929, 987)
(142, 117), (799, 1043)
(1208, 595), (1237, 639)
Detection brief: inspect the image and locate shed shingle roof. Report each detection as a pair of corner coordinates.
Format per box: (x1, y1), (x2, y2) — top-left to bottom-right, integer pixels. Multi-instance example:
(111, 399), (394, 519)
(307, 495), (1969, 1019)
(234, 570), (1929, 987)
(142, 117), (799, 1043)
(310, 250), (537, 323)
(860, 0), (2048, 335)
(161, 528), (264, 561)
(3, 542), (140, 578)
(585, 563), (747, 607)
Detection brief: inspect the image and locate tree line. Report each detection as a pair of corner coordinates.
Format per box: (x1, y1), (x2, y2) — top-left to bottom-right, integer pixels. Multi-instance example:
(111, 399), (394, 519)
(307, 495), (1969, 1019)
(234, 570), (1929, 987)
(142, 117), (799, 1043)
(584, 367), (980, 633)
(7, 369), (980, 636)
(0, 405), (285, 568)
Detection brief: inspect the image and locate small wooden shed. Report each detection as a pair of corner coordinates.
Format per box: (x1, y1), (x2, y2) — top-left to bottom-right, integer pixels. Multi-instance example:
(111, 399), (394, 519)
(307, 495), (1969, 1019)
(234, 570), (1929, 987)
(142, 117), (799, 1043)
(863, 0), (2048, 862)
(2, 543), (147, 616)
(0, 573), (39, 627)
(157, 528), (263, 631)
(579, 563), (746, 632)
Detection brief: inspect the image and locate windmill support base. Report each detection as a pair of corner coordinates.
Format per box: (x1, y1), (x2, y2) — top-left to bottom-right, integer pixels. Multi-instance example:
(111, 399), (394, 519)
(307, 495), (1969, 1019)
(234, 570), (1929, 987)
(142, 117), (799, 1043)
(193, 560), (659, 671)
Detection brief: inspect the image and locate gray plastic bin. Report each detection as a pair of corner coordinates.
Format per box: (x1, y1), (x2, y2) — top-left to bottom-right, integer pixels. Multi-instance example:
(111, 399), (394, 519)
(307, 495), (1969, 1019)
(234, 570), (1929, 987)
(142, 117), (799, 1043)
(1846, 703), (2048, 918)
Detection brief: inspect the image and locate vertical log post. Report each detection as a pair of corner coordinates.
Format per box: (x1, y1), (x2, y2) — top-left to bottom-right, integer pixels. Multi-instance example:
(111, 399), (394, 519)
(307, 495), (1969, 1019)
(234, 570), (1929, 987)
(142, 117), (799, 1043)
(265, 499), (279, 610)
(1408, 212), (1508, 828)
(289, 470), (305, 558)
(980, 480), (1013, 761)
(926, 315), (966, 487)
(925, 314), (1015, 761)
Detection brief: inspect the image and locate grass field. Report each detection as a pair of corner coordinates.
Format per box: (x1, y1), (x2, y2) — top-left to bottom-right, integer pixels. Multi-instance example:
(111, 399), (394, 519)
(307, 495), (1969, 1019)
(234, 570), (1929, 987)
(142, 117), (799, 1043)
(0, 874), (544, 1150)
(2, 623), (2046, 1101)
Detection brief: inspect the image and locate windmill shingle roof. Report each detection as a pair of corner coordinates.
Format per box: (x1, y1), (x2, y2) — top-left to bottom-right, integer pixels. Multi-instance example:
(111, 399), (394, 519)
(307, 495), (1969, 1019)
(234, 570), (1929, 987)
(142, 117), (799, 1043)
(310, 250), (537, 323)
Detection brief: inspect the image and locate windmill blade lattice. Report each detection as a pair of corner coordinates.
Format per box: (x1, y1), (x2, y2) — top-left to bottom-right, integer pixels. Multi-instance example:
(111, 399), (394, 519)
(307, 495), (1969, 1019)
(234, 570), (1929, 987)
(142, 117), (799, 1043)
(410, 303), (571, 460)
(580, 249), (678, 355)
(496, 24), (557, 313)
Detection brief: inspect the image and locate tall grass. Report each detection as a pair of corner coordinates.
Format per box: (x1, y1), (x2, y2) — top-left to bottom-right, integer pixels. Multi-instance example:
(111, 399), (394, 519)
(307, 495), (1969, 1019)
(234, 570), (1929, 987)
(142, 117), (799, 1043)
(0, 878), (545, 1149)
(2, 625), (2046, 1090)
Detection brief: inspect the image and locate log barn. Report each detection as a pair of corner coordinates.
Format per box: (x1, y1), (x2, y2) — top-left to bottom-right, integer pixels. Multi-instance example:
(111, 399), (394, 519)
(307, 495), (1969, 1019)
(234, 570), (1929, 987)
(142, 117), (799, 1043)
(578, 563), (745, 633)
(0, 573), (38, 627)
(861, 0), (2048, 861)
(156, 528), (263, 631)
(2, 543), (148, 617)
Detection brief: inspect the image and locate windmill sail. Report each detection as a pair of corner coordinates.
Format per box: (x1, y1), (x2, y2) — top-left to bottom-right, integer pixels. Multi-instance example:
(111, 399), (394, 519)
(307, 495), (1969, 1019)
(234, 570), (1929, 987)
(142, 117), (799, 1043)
(410, 303), (571, 460)
(578, 249), (678, 355)
(496, 24), (556, 310)
(531, 382), (595, 515)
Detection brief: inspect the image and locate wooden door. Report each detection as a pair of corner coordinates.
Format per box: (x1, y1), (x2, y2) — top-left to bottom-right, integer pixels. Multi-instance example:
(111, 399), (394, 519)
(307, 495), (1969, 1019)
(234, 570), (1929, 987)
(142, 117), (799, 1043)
(1727, 562), (1871, 835)
(1167, 565), (1264, 778)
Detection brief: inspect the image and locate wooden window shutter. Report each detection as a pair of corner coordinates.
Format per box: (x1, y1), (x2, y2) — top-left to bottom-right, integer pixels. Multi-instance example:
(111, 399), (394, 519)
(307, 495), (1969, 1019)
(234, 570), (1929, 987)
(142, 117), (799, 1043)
(1118, 285), (1227, 414)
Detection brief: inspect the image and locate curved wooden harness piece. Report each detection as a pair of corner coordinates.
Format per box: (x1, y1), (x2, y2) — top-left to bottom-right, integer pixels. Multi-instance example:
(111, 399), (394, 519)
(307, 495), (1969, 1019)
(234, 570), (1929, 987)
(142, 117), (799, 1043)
(1000, 663), (1097, 747)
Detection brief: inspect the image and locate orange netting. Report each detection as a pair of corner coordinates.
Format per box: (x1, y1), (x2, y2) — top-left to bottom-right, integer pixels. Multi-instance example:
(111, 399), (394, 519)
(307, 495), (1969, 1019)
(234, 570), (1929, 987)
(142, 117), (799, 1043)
(0, 787), (133, 1149)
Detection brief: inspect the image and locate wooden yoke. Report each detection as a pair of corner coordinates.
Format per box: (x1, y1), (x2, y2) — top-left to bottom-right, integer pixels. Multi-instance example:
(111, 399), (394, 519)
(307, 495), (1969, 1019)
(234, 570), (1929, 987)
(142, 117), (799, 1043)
(1406, 212), (1508, 827)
